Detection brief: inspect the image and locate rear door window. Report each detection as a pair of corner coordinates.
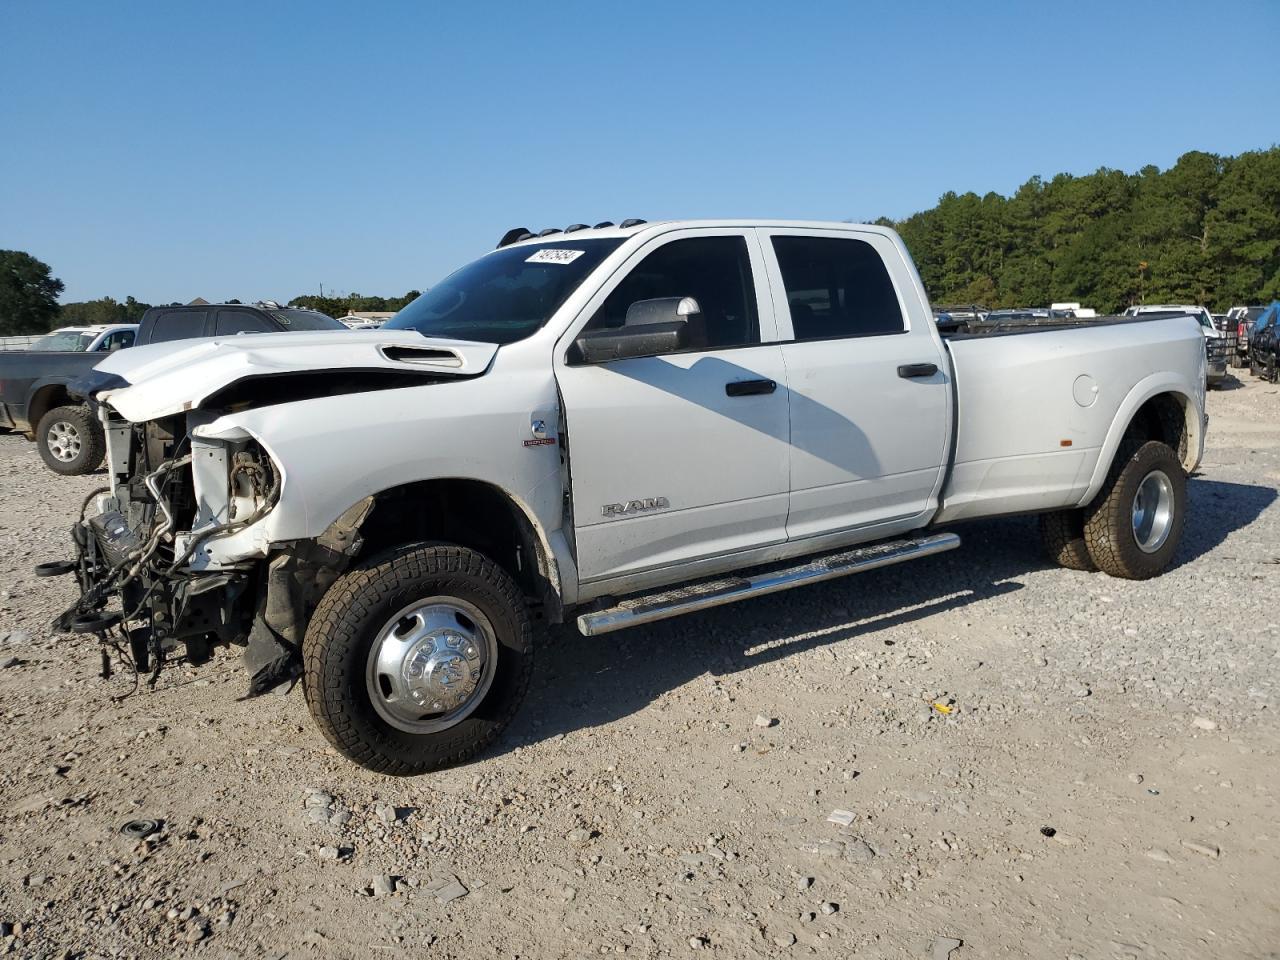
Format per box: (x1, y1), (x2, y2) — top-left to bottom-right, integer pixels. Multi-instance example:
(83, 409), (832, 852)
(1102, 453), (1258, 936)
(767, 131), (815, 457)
(215, 309), (275, 336)
(148, 310), (208, 343)
(771, 236), (905, 340)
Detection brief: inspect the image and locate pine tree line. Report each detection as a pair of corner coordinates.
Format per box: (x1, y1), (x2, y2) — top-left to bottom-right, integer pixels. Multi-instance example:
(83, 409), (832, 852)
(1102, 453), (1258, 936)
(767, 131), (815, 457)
(879, 147), (1280, 312)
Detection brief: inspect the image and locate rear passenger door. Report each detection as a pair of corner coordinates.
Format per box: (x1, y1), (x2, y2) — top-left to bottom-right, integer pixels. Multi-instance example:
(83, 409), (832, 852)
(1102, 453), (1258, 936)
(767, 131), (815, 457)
(760, 229), (949, 540)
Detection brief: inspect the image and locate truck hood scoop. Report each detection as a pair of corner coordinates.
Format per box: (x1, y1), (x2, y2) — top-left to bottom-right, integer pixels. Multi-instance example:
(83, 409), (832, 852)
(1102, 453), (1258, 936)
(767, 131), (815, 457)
(92, 330), (499, 422)
(379, 344), (466, 367)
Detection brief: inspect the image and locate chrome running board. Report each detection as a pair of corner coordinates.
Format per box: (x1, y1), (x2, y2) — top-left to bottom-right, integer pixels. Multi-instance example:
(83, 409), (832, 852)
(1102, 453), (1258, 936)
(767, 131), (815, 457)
(576, 532), (960, 636)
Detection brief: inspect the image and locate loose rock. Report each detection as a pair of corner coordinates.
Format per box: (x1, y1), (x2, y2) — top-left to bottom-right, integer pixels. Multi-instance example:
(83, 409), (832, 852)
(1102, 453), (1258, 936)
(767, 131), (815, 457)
(1180, 839), (1220, 859)
(930, 936), (963, 959)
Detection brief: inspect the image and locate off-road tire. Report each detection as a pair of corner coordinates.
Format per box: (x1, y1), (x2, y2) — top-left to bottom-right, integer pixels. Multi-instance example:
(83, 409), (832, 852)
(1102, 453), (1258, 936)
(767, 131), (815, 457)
(1038, 510), (1095, 571)
(36, 405), (105, 476)
(1083, 439), (1186, 580)
(303, 543), (533, 775)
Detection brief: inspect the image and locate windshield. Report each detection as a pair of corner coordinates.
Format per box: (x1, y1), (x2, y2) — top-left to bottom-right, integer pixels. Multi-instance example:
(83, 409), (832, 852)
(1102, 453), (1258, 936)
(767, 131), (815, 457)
(30, 331), (94, 351)
(385, 239), (624, 344)
(269, 309), (345, 331)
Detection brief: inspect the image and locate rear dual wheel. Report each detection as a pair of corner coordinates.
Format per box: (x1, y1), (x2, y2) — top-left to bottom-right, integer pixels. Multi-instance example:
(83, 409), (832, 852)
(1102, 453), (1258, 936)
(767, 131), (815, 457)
(1041, 439), (1186, 580)
(1082, 440), (1185, 579)
(1037, 510), (1094, 571)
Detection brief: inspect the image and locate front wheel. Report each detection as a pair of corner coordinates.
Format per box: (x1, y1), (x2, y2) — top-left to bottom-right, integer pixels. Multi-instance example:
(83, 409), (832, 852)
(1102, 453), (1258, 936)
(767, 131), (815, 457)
(37, 405), (105, 475)
(1083, 440), (1186, 580)
(303, 543), (533, 775)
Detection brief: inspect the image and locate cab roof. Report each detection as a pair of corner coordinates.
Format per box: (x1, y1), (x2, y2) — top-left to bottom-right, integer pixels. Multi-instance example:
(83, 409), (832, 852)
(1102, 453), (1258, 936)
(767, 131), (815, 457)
(51, 324), (137, 334)
(496, 219), (897, 249)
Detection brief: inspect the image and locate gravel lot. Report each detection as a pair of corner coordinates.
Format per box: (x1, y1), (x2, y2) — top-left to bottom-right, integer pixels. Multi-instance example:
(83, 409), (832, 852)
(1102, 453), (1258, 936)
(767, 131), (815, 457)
(1, 376), (1277, 959)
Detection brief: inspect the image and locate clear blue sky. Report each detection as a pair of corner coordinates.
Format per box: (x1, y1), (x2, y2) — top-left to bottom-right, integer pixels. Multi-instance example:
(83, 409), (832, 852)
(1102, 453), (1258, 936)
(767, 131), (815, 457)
(1, 0), (1275, 305)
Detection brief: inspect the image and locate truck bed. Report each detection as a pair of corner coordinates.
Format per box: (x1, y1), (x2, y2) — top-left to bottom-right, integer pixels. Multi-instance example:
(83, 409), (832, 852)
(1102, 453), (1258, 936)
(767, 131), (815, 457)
(934, 313), (1205, 523)
(940, 313), (1159, 338)
(0, 350), (102, 432)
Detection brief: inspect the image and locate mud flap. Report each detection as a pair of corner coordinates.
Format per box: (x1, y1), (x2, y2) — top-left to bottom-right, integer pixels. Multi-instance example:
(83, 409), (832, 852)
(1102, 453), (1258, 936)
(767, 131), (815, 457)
(240, 497), (373, 697)
(243, 617), (302, 697)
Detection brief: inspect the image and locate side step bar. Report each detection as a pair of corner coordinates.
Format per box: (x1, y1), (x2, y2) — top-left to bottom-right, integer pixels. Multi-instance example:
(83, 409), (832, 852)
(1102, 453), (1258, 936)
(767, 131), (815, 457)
(576, 532), (961, 637)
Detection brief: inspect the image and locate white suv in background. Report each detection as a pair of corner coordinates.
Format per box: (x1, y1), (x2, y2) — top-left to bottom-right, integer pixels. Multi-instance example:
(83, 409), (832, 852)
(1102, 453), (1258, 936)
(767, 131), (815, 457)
(1124, 305), (1225, 385)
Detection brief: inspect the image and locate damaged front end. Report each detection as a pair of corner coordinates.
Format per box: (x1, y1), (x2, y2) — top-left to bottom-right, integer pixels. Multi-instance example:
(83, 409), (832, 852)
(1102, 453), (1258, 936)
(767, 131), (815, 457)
(50, 405), (369, 695)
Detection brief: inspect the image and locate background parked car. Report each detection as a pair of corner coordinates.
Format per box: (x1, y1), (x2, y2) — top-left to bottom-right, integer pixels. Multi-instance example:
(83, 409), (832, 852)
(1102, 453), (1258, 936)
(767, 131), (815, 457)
(0, 302), (343, 475)
(1124, 305), (1229, 387)
(22, 324), (138, 353)
(1228, 304), (1270, 368)
(1248, 303), (1280, 379)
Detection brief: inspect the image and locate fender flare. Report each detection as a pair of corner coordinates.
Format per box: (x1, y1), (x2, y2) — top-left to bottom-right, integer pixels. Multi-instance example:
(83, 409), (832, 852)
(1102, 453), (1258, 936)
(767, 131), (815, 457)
(22, 377), (81, 433)
(350, 477), (568, 614)
(1078, 372), (1203, 506)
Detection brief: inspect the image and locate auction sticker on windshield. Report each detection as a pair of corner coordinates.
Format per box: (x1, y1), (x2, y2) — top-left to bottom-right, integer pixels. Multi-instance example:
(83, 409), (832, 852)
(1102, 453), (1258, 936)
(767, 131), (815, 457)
(526, 249), (585, 264)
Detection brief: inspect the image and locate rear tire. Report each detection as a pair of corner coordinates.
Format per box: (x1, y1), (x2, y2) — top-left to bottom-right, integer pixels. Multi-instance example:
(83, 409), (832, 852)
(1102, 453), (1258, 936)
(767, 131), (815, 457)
(303, 543), (533, 776)
(1038, 510), (1095, 571)
(1083, 440), (1186, 580)
(36, 405), (105, 476)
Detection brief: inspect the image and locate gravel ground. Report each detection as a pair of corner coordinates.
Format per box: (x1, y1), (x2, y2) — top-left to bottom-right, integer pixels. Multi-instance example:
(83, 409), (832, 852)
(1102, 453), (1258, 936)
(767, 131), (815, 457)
(0, 376), (1277, 959)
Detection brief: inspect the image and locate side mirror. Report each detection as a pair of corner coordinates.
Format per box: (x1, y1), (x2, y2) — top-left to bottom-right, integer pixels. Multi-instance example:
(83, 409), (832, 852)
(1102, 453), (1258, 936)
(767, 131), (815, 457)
(573, 297), (702, 364)
(623, 296), (702, 327)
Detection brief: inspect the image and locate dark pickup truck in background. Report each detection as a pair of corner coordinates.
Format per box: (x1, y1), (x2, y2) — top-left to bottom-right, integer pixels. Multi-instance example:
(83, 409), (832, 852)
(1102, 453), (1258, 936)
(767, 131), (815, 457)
(0, 302), (344, 474)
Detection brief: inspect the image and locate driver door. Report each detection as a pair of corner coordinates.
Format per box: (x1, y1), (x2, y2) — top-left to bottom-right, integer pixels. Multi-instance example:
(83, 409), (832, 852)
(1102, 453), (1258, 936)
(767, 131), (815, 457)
(555, 229), (790, 587)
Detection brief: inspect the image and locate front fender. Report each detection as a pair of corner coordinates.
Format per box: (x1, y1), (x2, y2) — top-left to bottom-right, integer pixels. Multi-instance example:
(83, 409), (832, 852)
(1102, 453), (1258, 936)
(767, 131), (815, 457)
(183, 358), (568, 597)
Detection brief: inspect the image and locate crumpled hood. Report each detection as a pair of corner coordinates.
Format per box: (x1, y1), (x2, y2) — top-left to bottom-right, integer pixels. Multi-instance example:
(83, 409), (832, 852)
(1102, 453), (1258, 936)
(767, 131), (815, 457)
(92, 329), (499, 422)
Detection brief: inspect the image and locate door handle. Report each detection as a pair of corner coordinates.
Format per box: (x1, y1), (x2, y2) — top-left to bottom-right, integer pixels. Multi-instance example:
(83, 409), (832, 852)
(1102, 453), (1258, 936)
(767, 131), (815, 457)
(897, 363), (939, 379)
(725, 378), (777, 397)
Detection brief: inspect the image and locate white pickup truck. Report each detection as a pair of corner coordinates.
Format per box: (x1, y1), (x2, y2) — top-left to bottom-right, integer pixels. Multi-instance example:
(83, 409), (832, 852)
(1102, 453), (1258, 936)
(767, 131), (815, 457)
(50, 220), (1206, 775)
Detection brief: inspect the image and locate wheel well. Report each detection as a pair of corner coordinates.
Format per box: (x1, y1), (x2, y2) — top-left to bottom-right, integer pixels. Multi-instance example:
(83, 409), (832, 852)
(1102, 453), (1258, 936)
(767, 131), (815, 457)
(27, 385), (72, 434)
(1125, 392), (1190, 463)
(354, 479), (561, 622)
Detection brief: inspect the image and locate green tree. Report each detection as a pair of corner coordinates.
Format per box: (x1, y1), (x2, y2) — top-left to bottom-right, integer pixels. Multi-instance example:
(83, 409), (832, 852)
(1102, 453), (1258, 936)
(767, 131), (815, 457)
(0, 250), (64, 335)
(881, 146), (1280, 313)
(60, 295), (153, 326)
(289, 290), (423, 317)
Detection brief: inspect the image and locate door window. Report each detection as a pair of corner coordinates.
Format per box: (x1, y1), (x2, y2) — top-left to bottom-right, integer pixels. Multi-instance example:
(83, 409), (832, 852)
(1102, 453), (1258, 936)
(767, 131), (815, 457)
(215, 309), (275, 336)
(771, 236), (904, 341)
(149, 310), (208, 343)
(585, 236), (759, 351)
(99, 329), (134, 351)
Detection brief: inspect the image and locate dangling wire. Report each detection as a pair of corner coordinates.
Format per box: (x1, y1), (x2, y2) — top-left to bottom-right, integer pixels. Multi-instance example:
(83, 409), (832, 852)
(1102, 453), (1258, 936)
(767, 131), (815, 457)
(99, 625), (140, 703)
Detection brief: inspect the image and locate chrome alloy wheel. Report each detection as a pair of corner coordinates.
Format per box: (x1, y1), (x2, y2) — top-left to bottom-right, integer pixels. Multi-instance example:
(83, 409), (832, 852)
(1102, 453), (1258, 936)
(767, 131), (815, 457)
(365, 597), (498, 734)
(1131, 469), (1175, 554)
(46, 420), (82, 462)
